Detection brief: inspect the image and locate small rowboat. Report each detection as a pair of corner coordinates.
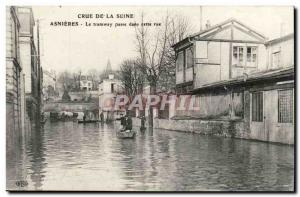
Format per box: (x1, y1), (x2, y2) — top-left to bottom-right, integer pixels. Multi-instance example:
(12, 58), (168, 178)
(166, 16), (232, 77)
(117, 130), (136, 139)
(140, 126), (146, 131)
(78, 120), (99, 123)
(40, 118), (47, 125)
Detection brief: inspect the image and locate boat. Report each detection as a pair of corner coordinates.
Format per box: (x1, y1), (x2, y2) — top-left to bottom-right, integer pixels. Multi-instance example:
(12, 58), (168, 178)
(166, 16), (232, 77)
(140, 126), (146, 131)
(117, 130), (136, 139)
(78, 120), (99, 123)
(40, 118), (47, 125)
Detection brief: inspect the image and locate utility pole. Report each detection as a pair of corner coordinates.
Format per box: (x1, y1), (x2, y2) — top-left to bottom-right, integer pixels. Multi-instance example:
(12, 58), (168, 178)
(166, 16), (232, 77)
(37, 20), (40, 64)
(37, 19), (42, 126)
(200, 6), (203, 31)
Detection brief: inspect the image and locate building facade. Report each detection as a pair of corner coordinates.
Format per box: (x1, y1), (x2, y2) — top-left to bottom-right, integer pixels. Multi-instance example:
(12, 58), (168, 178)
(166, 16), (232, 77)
(171, 18), (294, 144)
(43, 69), (58, 102)
(6, 6), (22, 152)
(17, 6), (42, 130)
(80, 75), (93, 91)
(98, 74), (124, 121)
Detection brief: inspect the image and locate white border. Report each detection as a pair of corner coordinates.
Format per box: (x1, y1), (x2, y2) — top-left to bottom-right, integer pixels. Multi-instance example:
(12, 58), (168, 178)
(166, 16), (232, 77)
(1, 0), (299, 196)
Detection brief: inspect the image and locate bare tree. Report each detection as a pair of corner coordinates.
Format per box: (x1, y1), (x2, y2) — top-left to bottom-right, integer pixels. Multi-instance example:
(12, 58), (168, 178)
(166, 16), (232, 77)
(87, 69), (100, 90)
(120, 59), (144, 98)
(134, 12), (192, 127)
(160, 15), (192, 92)
(57, 71), (73, 91)
(134, 13), (170, 127)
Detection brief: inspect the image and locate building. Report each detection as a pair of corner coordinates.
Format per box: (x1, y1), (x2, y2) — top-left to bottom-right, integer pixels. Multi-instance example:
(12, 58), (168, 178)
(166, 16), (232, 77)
(80, 75), (93, 91)
(98, 74), (124, 121)
(69, 91), (98, 102)
(17, 6), (42, 130)
(43, 69), (58, 101)
(6, 6), (22, 151)
(170, 18), (294, 144)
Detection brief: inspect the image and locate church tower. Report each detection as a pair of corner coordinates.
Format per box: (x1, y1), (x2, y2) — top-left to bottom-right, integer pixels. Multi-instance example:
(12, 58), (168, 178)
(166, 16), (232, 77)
(105, 59), (112, 75)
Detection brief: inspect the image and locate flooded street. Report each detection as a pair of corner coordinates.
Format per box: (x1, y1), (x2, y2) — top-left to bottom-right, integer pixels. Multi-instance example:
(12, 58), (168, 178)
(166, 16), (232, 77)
(7, 121), (294, 191)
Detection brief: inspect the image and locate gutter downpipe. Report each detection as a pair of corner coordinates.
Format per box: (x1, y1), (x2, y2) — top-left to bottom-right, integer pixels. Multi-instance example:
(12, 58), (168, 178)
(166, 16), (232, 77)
(187, 36), (195, 91)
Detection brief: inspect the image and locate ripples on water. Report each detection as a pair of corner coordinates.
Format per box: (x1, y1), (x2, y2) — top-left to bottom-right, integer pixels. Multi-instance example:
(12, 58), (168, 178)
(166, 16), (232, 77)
(7, 121), (294, 191)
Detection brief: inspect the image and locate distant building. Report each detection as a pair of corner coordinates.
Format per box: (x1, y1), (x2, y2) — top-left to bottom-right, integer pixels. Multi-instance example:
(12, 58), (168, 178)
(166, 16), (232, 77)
(98, 74), (123, 121)
(69, 91), (98, 102)
(100, 59), (114, 80)
(43, 69), (58, 101)
(80, 75), (93, 91)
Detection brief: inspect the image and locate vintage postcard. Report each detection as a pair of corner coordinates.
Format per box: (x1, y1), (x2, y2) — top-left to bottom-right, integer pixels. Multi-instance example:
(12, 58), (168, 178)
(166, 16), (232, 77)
(6, 6), (294, 191)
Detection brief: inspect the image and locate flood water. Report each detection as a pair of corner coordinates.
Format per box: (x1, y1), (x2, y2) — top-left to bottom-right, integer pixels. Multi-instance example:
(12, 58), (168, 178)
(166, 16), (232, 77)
(7, 121), (294, 191)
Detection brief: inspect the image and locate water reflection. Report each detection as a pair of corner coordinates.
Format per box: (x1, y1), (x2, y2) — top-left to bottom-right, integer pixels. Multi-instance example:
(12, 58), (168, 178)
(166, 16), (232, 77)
(7, 121), (294, 191)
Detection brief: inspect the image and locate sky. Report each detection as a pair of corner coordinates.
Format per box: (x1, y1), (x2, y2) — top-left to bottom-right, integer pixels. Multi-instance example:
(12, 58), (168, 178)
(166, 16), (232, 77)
(31, 6), (294, 73)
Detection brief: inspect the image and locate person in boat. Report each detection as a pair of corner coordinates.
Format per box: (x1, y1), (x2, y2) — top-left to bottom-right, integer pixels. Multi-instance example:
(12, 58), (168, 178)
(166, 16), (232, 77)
(116, 114), (126, 131)
(124, 114), (132, 132)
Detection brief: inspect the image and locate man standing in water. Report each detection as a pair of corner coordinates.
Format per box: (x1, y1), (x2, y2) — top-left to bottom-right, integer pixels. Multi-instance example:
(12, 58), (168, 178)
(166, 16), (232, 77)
(100, 112), (104, 123)
(139, 115), (146, 131)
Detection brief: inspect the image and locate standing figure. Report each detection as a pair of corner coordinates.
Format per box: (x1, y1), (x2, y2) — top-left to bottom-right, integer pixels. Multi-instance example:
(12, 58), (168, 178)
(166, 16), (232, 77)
(125, 115), (132, 131)
(100, 112), (104, 123)
(116, 114), (126, 131)
(140, 115), (146, 131)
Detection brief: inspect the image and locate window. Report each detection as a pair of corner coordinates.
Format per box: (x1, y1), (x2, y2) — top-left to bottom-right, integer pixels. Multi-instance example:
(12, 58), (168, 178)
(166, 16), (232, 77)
(233, 46), (244, 66)
(111, 83), (114, 93)
(17, 8), (31, 34)
(233, 46), (257, 68)
(272, 51), (280, 68)
(252, 92), (263, 122)
(278, 89), (293, 123)
(176, 51), (184, 71)
(246, 47), (257, 67)
(186, 47), (193, 68)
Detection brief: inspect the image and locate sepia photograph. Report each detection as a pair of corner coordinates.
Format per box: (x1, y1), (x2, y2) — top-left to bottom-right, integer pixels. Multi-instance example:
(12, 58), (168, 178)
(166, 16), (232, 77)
(5, 5), (295, 191)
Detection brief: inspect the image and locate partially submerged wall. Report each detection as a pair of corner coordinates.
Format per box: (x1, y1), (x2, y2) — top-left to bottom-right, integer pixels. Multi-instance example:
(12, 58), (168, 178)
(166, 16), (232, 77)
(131, 117), (293, 145)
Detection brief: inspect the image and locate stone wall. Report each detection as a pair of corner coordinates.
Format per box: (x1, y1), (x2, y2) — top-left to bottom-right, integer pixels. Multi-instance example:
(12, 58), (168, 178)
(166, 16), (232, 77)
(69, 91), (99, 101)
(154, 118), (246, 138)
(44, 101), (98, 113)
(132, 116), (292, 145)
(132, 117), (246, 138)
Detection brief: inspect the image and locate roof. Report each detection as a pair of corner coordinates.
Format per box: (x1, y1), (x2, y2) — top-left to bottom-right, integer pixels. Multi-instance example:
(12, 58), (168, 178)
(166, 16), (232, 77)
(99, 77), (121, 84)
(191, 18), (266, 39)
(190, 67), (294, 93)
(265, 33), (294, 45)
(172, 18), (267, 49)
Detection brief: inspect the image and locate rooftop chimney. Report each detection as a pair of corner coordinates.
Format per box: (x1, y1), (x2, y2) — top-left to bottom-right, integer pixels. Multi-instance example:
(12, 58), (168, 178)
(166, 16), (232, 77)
(206, 20), (211, 29)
